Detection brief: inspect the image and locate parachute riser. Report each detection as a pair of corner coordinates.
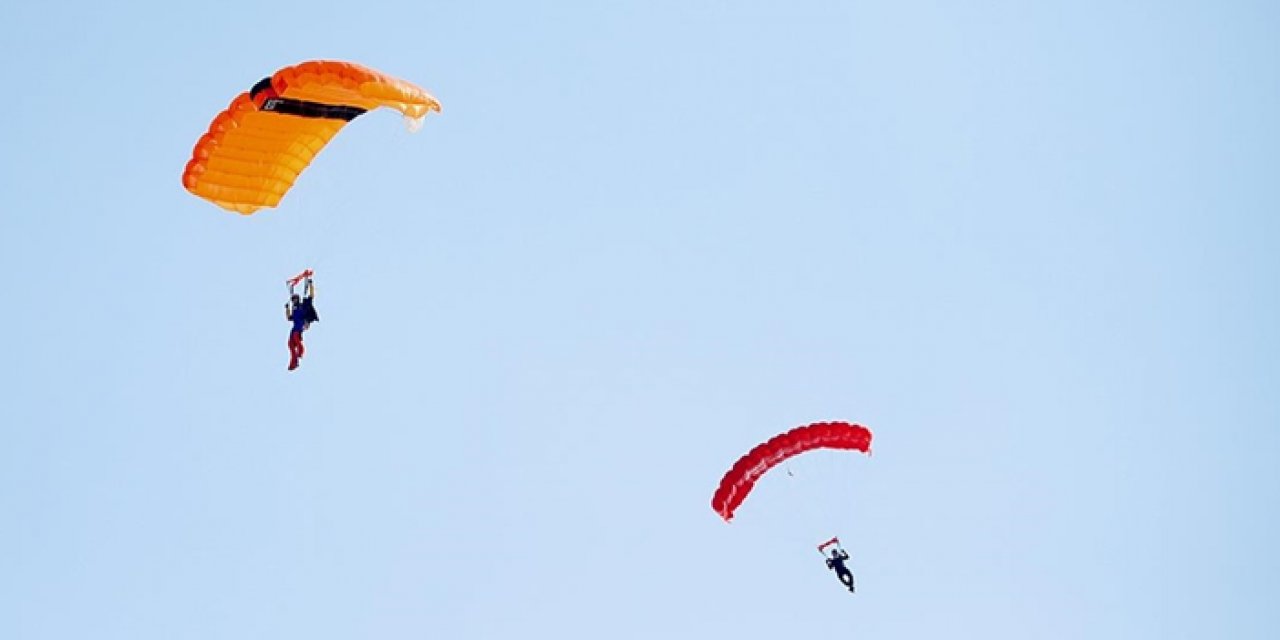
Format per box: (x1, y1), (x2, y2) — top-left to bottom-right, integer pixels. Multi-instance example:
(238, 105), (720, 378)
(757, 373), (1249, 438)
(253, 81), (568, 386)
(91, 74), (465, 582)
(817, 536), (845, 556)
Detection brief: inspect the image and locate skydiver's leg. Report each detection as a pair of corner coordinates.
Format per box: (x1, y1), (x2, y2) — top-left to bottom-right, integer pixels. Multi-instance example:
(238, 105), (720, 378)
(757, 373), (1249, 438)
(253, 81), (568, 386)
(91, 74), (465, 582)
(839, 570), (855, 592)
(288, 332), (302, 370)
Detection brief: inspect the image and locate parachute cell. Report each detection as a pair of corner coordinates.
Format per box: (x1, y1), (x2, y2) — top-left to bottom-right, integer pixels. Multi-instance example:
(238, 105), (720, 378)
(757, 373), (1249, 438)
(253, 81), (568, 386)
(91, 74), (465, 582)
(711, 421), (872, 522)
(182, 60), (441, 214)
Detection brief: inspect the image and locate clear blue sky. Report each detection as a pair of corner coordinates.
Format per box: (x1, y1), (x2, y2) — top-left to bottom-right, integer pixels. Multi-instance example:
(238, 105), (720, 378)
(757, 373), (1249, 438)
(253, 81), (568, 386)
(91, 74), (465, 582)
(2, 1), (1277, 638)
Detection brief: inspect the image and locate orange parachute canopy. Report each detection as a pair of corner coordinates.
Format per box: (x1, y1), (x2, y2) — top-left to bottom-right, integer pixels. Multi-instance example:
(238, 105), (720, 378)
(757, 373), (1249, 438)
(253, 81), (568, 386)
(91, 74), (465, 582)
(182, 60), (441, 214)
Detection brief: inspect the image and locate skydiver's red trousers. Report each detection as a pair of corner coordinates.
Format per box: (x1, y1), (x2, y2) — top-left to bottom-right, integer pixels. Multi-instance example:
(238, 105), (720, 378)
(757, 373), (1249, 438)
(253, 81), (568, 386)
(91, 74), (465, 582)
(288, 330), (305, 370)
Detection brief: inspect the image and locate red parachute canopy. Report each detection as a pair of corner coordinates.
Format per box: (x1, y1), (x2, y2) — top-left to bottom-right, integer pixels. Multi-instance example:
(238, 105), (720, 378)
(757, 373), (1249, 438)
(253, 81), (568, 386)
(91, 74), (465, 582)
(712, 421), (872, 522)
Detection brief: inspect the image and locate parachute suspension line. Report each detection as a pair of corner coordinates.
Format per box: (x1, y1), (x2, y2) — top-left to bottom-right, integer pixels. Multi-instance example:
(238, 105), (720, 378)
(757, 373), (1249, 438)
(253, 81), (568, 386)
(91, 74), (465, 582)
(803, 455), (832, 533)
(784, 448), (860, 554)
(839, 449), (863, 552)
(772, 460), (819, 551)
(279, 176), (341, 287)
(767, 452), (845, 554)
(796, 461), (829, 548)
(820, 449), (847, 540)
(847, 449), (861, 546)
(298, 202), (332, 278)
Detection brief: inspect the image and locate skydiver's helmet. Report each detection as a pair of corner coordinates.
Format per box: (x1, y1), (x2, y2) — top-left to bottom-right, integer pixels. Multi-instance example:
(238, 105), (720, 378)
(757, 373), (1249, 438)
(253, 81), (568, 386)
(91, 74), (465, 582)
(291, 294), (301, 305)
(831, 549), (841, 558)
